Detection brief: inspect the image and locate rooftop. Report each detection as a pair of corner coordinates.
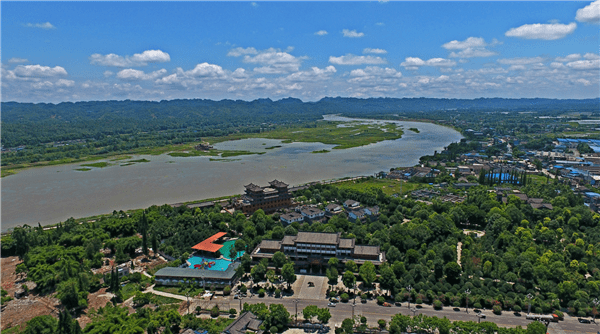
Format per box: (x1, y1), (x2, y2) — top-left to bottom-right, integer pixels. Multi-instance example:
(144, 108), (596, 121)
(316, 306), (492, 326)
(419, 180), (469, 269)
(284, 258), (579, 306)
(295, 231), (340, 245)
(191, 232), (227, 253)
(155, 262), (240, 280)
(223, 312), (263, 334)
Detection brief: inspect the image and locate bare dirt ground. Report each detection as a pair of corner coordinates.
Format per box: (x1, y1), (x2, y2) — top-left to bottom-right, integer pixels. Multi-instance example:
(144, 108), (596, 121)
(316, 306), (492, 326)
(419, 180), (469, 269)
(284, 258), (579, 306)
(76, 287), (115, 328)
(1, 256), (60, 331)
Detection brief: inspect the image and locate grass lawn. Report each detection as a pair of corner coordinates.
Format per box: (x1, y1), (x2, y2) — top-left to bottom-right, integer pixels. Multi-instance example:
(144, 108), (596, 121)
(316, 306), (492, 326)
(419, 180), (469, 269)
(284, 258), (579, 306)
(149, 293), (182, 305)
(153, 285), (205, 297)
(332, 178), (421, 196)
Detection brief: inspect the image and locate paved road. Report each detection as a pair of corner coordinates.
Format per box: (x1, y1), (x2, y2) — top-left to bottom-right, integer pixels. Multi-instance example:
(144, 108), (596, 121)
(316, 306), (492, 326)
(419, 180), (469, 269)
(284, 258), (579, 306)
(234, 295), (598, 333)
(139, 278), (598, 333)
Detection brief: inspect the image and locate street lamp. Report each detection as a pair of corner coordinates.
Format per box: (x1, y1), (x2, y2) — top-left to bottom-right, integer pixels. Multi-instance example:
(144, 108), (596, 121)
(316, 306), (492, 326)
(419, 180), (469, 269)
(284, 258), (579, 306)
(293, 299), (299, 323)
(410, 307), (417, 317)
(527, 293), (533, 315)
(351, 303), (357, 320)
(406, 285), (412, 309)
(465, 289), (471, 314)
(592, 298), (599, 323)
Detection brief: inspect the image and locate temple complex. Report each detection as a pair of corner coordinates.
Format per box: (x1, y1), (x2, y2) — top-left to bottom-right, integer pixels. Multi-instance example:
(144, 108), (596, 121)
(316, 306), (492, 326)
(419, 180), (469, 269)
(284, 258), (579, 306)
(237, 180), (292, 214)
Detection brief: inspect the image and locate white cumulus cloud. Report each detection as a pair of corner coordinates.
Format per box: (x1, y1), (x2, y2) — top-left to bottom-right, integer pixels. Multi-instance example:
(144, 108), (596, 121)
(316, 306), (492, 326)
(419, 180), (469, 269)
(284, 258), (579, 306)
(90, 50), (171, 67)
(329, 54), (387, 65)
(363, 48), (387, 54)
(285, 66), (337, 82)
(227, 47), (258, 57)
(442, 37), (487, 50)
(179, 63), (226, 77)
(24, 22), (55, 29)
(505, 22), (577, 40)
(117, 68), (167, 81)
(449, 48), (497, 58)
(314, 30), (328, 36)
(401, 57), (456, 70)
(497, 57), (545, 65)
(7, 58), (29, 64)
(55, 79), (75, 87)
(241, 48), (305, 74)
(556, 54), (582, 62)
(130, 50), (171, 64)
(13, 64), (67, 77)
(566, 59), (600, 70)
(342, 29), (364, 38)
(576, 0), (600, 24)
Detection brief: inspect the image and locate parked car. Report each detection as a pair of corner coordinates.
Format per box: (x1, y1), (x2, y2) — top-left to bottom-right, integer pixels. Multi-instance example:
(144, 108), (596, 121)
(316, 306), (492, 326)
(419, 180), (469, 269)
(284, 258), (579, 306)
(234, 295), (239, 299)
(328, 302), (336, 307)
(578, 318), (591, 323)
(382, 302), (392, 307)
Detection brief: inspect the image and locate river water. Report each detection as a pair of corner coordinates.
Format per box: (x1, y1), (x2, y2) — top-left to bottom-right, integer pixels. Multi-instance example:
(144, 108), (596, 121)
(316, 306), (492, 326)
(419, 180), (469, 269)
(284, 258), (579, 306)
(1, 116), (462, 231)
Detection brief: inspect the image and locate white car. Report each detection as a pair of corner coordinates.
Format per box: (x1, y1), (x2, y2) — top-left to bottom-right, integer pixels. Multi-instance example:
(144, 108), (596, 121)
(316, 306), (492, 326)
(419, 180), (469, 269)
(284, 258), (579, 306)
(328, 302), (336, 307)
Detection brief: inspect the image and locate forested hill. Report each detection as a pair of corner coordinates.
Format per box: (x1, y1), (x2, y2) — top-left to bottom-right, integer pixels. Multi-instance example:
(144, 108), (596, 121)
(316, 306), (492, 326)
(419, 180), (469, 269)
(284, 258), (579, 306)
(2, 97), (599, 124)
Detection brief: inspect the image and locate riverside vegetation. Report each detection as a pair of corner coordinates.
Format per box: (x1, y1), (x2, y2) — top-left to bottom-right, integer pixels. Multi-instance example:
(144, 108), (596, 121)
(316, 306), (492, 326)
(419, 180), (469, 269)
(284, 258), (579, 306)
(3, 168), (600, 332)
(3, 97), (597, 177)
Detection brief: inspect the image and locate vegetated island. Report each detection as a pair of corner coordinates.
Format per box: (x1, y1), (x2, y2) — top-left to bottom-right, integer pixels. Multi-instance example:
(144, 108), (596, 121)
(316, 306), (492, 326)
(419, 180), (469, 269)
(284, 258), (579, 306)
(408, 127), (420, 133)
(311, 149), (330, 154)
(3, 97), (596, 177)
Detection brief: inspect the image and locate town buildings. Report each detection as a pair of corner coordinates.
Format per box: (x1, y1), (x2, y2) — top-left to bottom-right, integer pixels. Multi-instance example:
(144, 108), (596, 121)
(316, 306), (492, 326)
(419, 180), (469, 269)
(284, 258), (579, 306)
(251, 231), (386, 266)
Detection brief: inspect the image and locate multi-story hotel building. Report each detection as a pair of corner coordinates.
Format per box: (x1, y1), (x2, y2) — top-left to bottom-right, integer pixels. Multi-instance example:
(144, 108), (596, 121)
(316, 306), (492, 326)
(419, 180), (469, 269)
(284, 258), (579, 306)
(237, 180), (292, 214)
(251, 231), (386, 266)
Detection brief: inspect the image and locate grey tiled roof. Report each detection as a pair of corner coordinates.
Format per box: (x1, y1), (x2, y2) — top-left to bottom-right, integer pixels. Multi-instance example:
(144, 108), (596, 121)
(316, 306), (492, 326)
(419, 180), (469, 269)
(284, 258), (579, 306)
(282, 235), (297, 246)
(223, 312), (263, 334)
(155, 262), (240, 280)
(259, 240), (282, 250)
(295, 232), (340, 244)
(338, 238), (355, 249)
(353, 245), (380, 256)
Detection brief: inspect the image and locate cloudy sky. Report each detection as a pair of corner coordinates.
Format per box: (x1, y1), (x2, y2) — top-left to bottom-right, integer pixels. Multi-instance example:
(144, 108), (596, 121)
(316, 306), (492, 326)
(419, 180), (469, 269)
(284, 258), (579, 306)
(2, 1), (599, 103)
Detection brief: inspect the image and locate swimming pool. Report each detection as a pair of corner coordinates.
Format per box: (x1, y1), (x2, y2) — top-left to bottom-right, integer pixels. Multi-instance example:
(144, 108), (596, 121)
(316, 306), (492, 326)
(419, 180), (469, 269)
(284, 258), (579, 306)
(188, 257), (232, 271)
(219, 240), (245, 260)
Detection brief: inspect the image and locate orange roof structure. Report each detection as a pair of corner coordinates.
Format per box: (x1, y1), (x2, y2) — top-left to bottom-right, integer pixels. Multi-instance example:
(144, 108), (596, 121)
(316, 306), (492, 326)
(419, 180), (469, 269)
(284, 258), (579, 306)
(192, 232), (227, 253)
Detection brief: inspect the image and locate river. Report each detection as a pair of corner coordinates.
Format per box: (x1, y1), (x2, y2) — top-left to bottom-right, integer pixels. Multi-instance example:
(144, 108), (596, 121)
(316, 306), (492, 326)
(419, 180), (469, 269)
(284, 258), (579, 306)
(1, 116), (462, 231)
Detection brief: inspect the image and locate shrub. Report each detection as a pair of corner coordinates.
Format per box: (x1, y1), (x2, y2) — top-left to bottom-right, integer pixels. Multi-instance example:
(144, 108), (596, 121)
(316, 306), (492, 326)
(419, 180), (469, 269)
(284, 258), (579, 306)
(554, 310), (563, 319)
(341, 293), (349, 302)
(329, 291), (337, 298)
(577, 310), (587, 317)
(416, 298), (423, 305)
(473, 302), (482, 309)
(258, 289), (265, 297)
(377, 320), (386, 329)
(361, 293), (368, 300)
(535, 307), (542, 314)
(211, 305), (220, 317)
(493, 305), (502, 315)
(453, 301), (460, 307)
(240, 285), (248, 294)
(513, 305), (522, 313)
(275, 289), (281, 298)
(377, 296), (385, 305)
(224, 286), (231, 296)
(360, 316), (367, 324)
(433, 300), (443, 310)
(229, 308), (237, 316)
(270, 326), (279, 334)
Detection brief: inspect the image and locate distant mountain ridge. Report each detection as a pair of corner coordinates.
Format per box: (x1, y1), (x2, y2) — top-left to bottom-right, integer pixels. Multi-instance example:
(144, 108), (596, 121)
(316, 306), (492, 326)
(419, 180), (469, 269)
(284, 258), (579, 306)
(2, 97), (598, 123)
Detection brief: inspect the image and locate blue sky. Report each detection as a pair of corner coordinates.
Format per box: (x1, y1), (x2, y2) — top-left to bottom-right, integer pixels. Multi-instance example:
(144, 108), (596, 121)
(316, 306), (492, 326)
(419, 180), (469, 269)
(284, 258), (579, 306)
(2, 1), (599, 102)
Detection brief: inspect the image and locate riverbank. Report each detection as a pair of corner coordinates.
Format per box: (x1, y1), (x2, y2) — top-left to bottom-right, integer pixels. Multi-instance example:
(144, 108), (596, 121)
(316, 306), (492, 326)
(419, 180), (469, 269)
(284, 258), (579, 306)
(1, 118), (462, 230)
(1, 118), (408, 178)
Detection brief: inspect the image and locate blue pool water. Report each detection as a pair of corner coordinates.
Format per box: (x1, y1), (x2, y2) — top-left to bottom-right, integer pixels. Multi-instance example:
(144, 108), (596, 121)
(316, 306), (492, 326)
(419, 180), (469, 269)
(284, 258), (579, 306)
(188, 257), (232, 271)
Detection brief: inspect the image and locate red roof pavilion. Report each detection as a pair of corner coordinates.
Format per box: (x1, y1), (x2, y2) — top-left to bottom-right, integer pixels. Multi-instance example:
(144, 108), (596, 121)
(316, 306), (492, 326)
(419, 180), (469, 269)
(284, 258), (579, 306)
(191, 232), (227, 253)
